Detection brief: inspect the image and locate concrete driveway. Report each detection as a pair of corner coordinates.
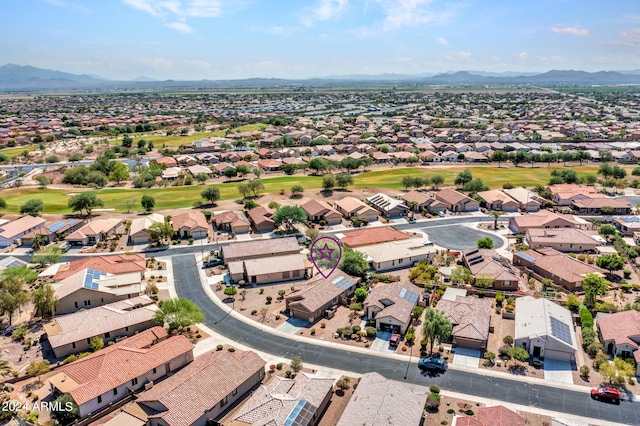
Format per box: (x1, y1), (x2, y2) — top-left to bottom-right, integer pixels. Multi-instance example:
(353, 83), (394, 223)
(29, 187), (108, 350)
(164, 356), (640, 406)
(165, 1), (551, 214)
(543, 359), (574, 385)
(422, 224), (503, 250)
(277, 317), (308, 334)
(452, 347), (481, 368)
(370, 331), (395, 352)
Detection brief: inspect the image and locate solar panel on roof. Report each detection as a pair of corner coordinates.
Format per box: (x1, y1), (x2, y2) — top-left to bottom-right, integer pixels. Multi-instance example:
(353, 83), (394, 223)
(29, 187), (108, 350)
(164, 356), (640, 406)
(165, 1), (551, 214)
(332, 276), (353, 292)
(399, 287), (419, 304)
(47, 221), (68, 233)
(284, 399), (315, 426)
(550, 316), (573, 345)
(622, 216), (640, 223)
(516, 252), (537, 263)
(1, 259), (23, 268)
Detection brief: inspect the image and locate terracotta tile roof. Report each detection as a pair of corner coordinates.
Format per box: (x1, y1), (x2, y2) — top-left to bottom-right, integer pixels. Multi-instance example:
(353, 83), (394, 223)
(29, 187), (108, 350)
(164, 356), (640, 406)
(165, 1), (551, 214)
(51, 327), (193, 406)
(364, 281), (422, 324)
(172, 211), (209, 231)
(54, 254), (146, 281)
(437, 296), (493, 341)
(572, 197), (631, 209)
(337, 372), (427, 426)
(301, 199), (340, 218)
(214, 210), (250, 228)
(597, 310), (640, 361)
(508, 210), (581, 229)
(514, 248), (605, 285)
(435, 188), (476, 205)
(339, 226), (410, 248)
(462, 249), (520, 283)
(247, 206), (275, 227)
(138, 350), (265, 426)
(476, 405), (526, 426)
(222, 237), (300, 261)
(399, 190), (431, 205)
(526, 228), (601, 246)
(0, 215), (46, 239)
(66, 218), (121, 240)
(54, 268), (143, 301)
(286, 274), (358, 314)
(335, 197), (370, 214)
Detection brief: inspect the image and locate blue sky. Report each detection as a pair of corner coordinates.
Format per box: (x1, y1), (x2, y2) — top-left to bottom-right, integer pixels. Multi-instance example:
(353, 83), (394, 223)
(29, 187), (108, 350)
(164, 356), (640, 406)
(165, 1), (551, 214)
(2, 0), (640, 80)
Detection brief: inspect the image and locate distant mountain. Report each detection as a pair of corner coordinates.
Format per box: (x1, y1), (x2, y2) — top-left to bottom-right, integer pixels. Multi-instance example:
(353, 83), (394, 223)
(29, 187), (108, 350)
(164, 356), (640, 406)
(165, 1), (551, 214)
(131, 75), (157, 82)
(319, 73), (435, 80)
(0, 64), (101, 83)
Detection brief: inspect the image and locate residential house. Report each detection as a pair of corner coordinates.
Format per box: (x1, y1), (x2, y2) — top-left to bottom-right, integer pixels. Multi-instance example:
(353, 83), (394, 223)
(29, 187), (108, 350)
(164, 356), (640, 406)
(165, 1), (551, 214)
(44, 295), (158, 358)
(513, 248), (606, 291)
(0, 257), (27, 272)
(366, 193), (408, 218)
(437, 296), (493, 350)
(214, 162), (234, 175)
(175, 154), (197, 166)
(232, 372), (334, 426)
(301, 199), (342, 226)
(337, 372), (427, 426)
(549, 184), (599, 206)
(52, 253), (146, 281)
(187, 164), (213, 177)
(514, 296), (578, 362)
(571, 197), (632, 215)
(462, 249), (522, 291)
(128, 213), (165, 245)
(477, 190), (519, 212)
(286, 274), (359, 322)
(137, 350), (266, 426)
(257, 159), (281, 172)
(228, 254), (311, 285)
(614, 216), (640, 236)
(364, 281), (423, 334)
(20, 219), (83, 246)
(221, 237), (301, 263)
(54, 268), (145, 314)
(597, 310), (640, 376)
(525, 228), (603, 253)
(153, 157), (177, 167)
(0, 215), (46, 247)
(48, 327), (193, 418)
(503, 187), (545, 212)
(455, 406), (525, 426)
(214, 210), (251, 234)
(247, 206), (275, 233)
(334, 197), (378, 222)
(435, 189), (480, 212)
(440, 151), (460, 162)
(172, 211), (209, 239)
(356, 239), (435, 272)
(65, 218), (122, 246)
(161, 167), (182, 180)
(399, 190), (432, 212)
(420, 150), (441, 162)
(338, 226), (410, 248)
(508, 210), (586, 234)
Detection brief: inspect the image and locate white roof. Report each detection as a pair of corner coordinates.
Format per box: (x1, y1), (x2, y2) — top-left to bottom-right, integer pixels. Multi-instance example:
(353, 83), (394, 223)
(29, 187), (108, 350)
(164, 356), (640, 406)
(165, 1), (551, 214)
(366, 193), (407, 213)
(356, 239), (434, 263)
(515, 296), (578, 351)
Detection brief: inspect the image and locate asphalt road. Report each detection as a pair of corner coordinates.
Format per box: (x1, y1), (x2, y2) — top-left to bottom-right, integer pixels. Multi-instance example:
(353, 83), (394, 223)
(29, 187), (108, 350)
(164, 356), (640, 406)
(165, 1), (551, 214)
(172, 254), (639, 425)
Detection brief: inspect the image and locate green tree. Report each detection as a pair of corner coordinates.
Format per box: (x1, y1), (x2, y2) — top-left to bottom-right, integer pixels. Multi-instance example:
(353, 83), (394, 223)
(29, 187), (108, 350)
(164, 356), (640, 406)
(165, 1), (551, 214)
(582, 273), (610, 309)
(322, 174), (335, 191)
(154, 297), (205, 332)
(463, 178), (488, 193)
(247, 179), (264, 197)
(506, 346), (530, 368)
(26, 360), (50, 382)
(20, 199), (44, 215)
(477, 237), (494, 249)
(309, 158), (328, 174)
(290, 356), (303, 374)
(491, 150), (508, 167)
(235, 164), (251, 178)
(598, 224), (617, 237)
(50, 394), (79, 425)
(354, 287), (368, 303)
(291, 184), (305, 197)
(201, 186), (221, 205)
(148, 222), (174, 245)
(0, 266), (36, 325)
(238, 183), (251, 198)
(68, 192), (104, 217)
(108, 162), (130, 183)
(454, 169), (473, 187)
(141, 194), (155, 212)
(223, 167), (238, 179)
(32, 283), (58, 318)
(196, 173), (209, 184)
(450, 266), (473, 286)
(274, 206), (308, 233)
(90, 336), (104, 352)
(430, 174), (444, 189)
(31, 233), (46, 252)
(35, 175), (50, 188)
(282, 163), (298, 175)
(402, 176), (416, 190)
(422, 309), (452, 355)
(596, 254), (625, 274)
(339, 249), (370, 277)
(335, 173), (354, 189)
(0, 198), (5, 209)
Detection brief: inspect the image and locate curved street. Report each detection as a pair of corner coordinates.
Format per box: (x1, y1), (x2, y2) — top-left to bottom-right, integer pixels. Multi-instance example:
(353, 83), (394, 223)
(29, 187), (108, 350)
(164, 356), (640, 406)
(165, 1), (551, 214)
(172, 254), (639, 425)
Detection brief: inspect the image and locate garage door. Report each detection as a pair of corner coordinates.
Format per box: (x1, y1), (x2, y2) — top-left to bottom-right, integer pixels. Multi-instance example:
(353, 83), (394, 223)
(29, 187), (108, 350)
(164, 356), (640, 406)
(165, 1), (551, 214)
(456, 338), (484, 350)
(543, 349), (572, 362)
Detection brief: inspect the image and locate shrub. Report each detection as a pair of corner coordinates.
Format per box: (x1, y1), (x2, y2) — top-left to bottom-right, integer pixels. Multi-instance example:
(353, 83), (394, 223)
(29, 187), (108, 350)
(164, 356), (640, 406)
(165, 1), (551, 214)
(430, 385), (441, 394)
(227, 347), (235, 352)
(285, 370), (292, 377)
(425, 393), (441, 412)
(63, 355), (78, 364)
(579, 305), (594, 329)
(310, 328), (316, 335)
(586, 341), (602, 357)
(351, 325), (361, 334)
(447, 408), (455, 414)
(580, 365), (590, 379)
(12, 325), (28, 342)
(251, 310), (257, 315)
(464, 409), (475, 416)
(624, 269), (632, 279)
(366, 327), (377, 338)
(276, 363), (283, 370)
(216, 344), (223, 351)
(259, 288), (265, 294)
(266, 295), (273, 303)
(503, 335), (513, 345)
(582, 327), (596, 347)
(275, 315), (281, 320)
(270, 364), (276, 370)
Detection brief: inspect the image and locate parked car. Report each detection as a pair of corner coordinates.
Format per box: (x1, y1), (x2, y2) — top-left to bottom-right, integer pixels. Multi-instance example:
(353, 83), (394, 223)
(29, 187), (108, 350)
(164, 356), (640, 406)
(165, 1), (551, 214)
(204, 258), (223, 268)
(591, 387), (620, 404)
(60, 243), (71, 253)
(389, 334), (401, 347)
(418, 357), (448, 373)
(437, 211), (445, 217)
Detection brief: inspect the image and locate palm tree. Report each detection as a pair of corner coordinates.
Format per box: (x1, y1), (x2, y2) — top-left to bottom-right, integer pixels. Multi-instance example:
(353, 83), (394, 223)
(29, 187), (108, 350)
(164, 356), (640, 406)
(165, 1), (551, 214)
(407, 201), (418, 220)
(31, 233), (46, 252)
(0, 359), (11, 377)
(491, 211), (501, 230)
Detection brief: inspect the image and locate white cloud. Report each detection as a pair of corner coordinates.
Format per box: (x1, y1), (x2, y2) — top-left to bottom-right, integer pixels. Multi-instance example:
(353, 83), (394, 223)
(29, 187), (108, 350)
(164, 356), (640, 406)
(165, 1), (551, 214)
(446, 50), (471, 59)
(614, 27), (640, 47)
(517, 51), (528, 60)
(437, 36), (449, 46)
(376, 0), (457, 32)
(164, 22), (194, 33)
(550, 26), (589, 36)
(302, 0), (349, 26)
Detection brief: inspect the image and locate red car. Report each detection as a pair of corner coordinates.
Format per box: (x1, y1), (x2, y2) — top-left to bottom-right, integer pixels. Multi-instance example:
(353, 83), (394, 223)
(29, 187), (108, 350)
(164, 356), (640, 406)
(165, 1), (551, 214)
(389, 334), (401, 347)
(591, 387), (621, 404)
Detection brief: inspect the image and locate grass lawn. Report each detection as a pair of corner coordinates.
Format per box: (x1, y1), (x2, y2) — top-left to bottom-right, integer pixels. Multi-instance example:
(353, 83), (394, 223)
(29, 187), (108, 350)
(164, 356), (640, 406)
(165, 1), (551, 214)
(0, 165), (606, 214)
(0, 145), (39, 159)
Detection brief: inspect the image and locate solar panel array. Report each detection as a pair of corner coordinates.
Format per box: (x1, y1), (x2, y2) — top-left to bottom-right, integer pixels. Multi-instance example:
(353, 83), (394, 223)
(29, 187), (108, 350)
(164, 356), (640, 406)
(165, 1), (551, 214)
(399, 287), (419, 304)
(47, 221), (68, 233)
(284, 399), (315, 426)
(550, 316), (573, 345)
(83, 269), (106, 290)
(516, 252), (537, 263)
(332, 276), (353, 292)
(1, 259), (23, 268)
(621, 216), (640, 223)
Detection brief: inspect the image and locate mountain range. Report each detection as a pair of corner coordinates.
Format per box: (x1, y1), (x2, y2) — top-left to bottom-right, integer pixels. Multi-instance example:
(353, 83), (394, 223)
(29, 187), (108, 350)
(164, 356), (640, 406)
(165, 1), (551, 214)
(1, 64), (640, 91)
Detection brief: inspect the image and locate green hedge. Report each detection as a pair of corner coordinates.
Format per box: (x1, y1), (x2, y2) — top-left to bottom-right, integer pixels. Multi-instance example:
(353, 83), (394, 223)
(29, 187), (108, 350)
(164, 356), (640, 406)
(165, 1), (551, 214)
(579, 304), (594, 329)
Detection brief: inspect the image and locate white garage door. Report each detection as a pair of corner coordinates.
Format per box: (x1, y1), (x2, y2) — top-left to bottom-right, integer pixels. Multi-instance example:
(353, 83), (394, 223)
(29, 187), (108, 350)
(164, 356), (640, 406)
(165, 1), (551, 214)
(544, 349), (572, 362)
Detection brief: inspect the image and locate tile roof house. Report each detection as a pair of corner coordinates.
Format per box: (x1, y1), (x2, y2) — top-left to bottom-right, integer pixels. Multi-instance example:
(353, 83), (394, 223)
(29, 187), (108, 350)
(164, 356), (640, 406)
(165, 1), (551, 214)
(247, 206), (276, 233)
(54, 268), (145, 314)
(52, 253), (146, 281)
(334, 197), (378, 222)
(503, 187), (545, 212)
(128, 213), (165, 245)
(153, 157), (177, 167)
(514, 296), (578, 362)
(455, 405), (525, 426)
(336, 372), (427, 426)
(301, 199), (343, 226)
(44, 295), (158, 358)
(20, 218), (83, 247)
(172, 211), (209, 239)
(613, 216), (640, 236)
(571, 197), (632, 215)
(435, 189), (480, 212)
(65, 218), (122, 246)
(137, 350), (266, 426)
(513, 248), (605, 291)
(286, 274), (360, 322)
(0, 215), (47, 247)
(356, 239), (435, 272)
(597, 310), (640, 376)
(214, 210), (251, 234)
(525, 228), (603, 253)
(187, 164), (213, 177)
(507, 210), (586, 234)
(462, 249), (522, 291)
(437, 296), (493, 350)
(49, 327), (194, 418)
(366, 193), (408, 218)
(477, 190), (519, 212)
(364, 281), (423, 334)
(399, 190), (446, 213)
(221, 237), (300, 263)
(338, 226), (410, 248)
(228, 254), (311, 285)
(232, 372), (334, 426)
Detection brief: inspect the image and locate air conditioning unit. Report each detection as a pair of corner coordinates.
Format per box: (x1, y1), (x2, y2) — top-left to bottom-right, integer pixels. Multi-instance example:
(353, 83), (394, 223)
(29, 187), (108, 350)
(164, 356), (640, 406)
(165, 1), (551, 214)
(144, 381), (154, 391)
